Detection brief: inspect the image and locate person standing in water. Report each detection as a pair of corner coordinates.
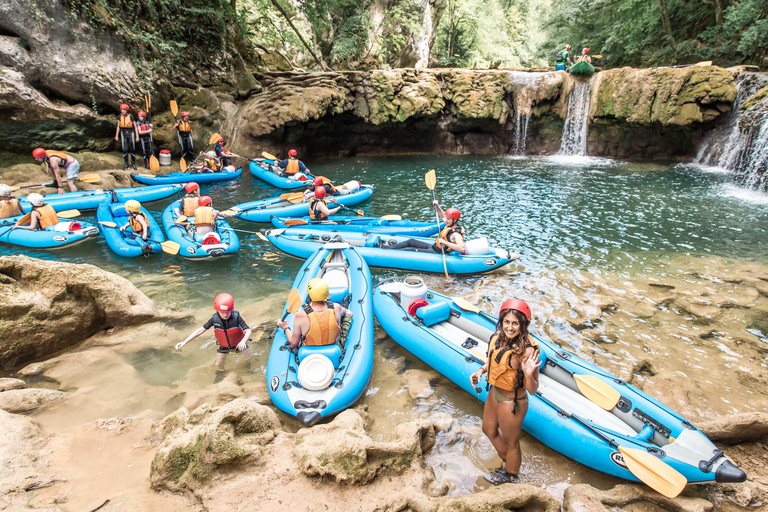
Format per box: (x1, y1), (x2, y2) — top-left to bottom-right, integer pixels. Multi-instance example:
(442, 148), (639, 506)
(470, 299), (540, 480)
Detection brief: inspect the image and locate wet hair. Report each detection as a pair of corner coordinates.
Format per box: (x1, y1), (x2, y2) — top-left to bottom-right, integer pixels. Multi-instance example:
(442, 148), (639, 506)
(495, 308), (530, 355)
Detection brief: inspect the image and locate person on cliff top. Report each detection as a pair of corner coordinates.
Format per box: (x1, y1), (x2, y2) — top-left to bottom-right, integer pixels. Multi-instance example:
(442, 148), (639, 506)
(13, 193), (59, 231)
(135, 110), (154, 169)
(115, 103), (139, 170)
(276, 149), (310, 177)
(174, 182), (201, 218)
(385, 201), (465, 254)
(277, 278), (353, 349)
(175, 293), (252, 370)
(308, 186), (342, 221)
(577, 47), (592, 64)
(469, 299), (540, 481)
(214, 137), (240, 168)
(303, 176), (340, 201)
(118, 199), (151, 242)
(0, 184), (25, 219)
(556, 44), (572, 71)
(32, 148), (80, 194)
(174, 111), (195, 162)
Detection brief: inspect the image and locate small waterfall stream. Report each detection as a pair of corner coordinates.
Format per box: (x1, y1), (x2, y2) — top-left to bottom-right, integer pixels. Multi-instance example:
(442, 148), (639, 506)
(559, 77), (595, 156)
(507, 71), (547, 155)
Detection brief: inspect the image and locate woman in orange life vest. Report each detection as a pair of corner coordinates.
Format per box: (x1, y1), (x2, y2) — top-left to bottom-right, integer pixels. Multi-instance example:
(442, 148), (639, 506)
(308, 186), (342, 221)
(386, 202), (465, 253)
(276, 278), (353, 348)
(135, 110), (153, 169)
(173, 111), (194, 162)
(118, 200), (151, 241)
(173, 182), (201, 218)
(13, 193), (59, 231)
(192, 195), (230, 239)
(114, 103), (139, 170)
(175, 293), (252, 370)
(32, 148), (80, 194)
(0, 184), (25, 219)
(469, 299), (540, 480)
(276, 148), (310, 176)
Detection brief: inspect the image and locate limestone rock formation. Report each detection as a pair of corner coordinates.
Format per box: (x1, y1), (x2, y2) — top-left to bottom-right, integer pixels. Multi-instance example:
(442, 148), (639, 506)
(0, 255), (156, 368)
(0, 409), (52, 495)
(698, 412), (768, 444)
(0, 387), (65, 414)
(563, 483), (714, 512)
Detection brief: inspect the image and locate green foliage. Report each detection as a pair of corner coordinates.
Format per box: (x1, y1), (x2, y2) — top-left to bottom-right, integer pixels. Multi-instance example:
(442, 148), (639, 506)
(236, 0), (311, 66)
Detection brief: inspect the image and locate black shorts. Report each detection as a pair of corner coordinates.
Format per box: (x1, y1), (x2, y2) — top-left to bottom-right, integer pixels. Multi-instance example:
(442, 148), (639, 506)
(217, 345), (248, 354)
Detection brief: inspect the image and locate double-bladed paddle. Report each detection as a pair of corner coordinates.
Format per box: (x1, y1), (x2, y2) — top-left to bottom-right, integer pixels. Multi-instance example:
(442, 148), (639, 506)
(425, 169), (449, 280)
(170, 100), (188, 170)
(10, 174), (102, 191)
(281, 213), (402, 227)
(13, 209), (81, 228)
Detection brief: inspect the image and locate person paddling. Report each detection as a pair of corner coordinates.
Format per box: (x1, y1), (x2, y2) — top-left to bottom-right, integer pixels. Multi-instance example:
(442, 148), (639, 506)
(276, 149), (310, 176)
(214, 137), (240, 168)
(386, 202), (465, 253)
(308, 186), (341, 221)
(469, 299), (540, 480)
(32, 148), (80, 194)
(277, 278), (352, 348)
(303, 176), (340, 201)
(175, 293), (252, 370)
(577, 47), (591, 64)
(136, 110), (154, 169)
(119, 199), (151, 241)
(13, 193), (58, 231)
(174, 182), (201, 217)
(0, 184), (25, 219)
(115, 103), (139, 170)
(556, 44), (572, 71)
(174, 111), (194, 162)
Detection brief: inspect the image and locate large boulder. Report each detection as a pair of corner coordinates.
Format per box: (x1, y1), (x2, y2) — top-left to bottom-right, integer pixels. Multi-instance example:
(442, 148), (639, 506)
(0, 387), (65, 414)
(563, 483), (714, 512)
(0, 409), (52, 495)
(0, 255), (156, 369)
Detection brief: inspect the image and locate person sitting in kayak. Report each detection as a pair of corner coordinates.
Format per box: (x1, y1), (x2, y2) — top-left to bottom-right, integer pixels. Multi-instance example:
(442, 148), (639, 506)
(214, 137), (240, 168)
(192, 196), (228, 243)
(386, 202), (465, 253)
(190, 152), (221, 173)
(308, 186), (341, 221)
(32, 148), (80, 194)
(576, 47), (591, 64)
(174, 182), (201, 217)
(175, 293), (252, 370)
(470, 299), (540, 480)
(115, 103), (139, 170)
(136, 110), (153, 169)
(0, 184), (25, 219)
(119, 199), (151, 241)
(277, 278), (352, 348)
(13, 193), (58, 231)
(276, 149), (310, 176)
(174, 111), (194, 162)
(555, 44), (572, 71)
(303, 176), (340, 201)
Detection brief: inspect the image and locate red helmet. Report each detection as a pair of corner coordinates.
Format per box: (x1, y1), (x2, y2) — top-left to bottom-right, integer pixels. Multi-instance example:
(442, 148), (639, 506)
(583, 47), (589, 53)
(313, 177), (324, 187)
(217, 137), (224, 143)
(314, 186), (326, 199)
(184, 182), (199, 193)
(119, 103), (129, 110)
(499, 299), (531, 321)
(288, 149), (297, 157)
(137, 110), (146, 117)
(214, 293), (234, 312)
(180, 111), (189, 117)
(445, 207), (461, 220)
(32, 148), (46, 159)
(198, 195), (212, 206)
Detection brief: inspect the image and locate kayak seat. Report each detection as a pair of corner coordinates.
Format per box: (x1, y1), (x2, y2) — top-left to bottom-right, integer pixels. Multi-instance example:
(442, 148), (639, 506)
(416, 300), (452, 327)
(328, 285), (349, 304)
(111, 205), (129, 217)
(298, 344), (342, 368)
(364, 235), (380, 247)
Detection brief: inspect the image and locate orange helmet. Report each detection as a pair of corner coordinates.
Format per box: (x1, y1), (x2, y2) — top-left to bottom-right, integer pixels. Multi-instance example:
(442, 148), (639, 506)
(445, 207), (461, 220)
(119, 103), (129, 110)
(184, 182), (199, 193)
(499, 299), (531, 321)
(198, 196), (212, 206)
(32, 148), (46, 159)
(314, 186), (326, 199)
(180, 111), (189, 117)
(288, 149), (297, 157)
(137, 110), (146, 117)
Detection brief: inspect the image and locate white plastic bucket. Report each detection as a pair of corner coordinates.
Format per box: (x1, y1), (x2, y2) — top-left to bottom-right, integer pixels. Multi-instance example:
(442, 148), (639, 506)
(159, 150), (171, 166)
(337, 180), (361, 195)
(297, 354), (335, 390)
(400, 275), (427, 308)
(464, 237), (490, 255)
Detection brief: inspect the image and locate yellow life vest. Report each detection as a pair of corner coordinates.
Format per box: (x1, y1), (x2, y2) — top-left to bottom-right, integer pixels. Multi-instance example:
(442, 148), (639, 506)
(303, 306), (340, 346)
(45, 150), (70, 165)
(487, 334), (538, 392)
(182, 196), (200, 216)
(129, 212), (148, 232)
(435, 224), (465, 253)
(118, 114), (134, 129)
(285, 159), (300, 175)
(194, 206), (215, 227)
(0, 198), (21, 219)
(35, 204), (59, 230)
(178, 121), (191, 133)
(308, 197), (327, 221)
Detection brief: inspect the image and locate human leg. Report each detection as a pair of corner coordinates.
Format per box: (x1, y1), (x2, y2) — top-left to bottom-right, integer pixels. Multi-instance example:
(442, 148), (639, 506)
(497, 396), (529, 475)
(121, 131), (130, 169)
(481, 387), (509, 459)
(65, 161), (80, 192)
(386, 239), (436, 252)
(215, 351), (227, 370)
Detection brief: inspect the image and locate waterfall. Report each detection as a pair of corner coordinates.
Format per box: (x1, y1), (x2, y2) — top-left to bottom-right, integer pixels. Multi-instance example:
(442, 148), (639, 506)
(412, 0), (432, 69)
(559, 77), (594, 156)
(513, 112), (530, 155)
(507, 71), (548, 155)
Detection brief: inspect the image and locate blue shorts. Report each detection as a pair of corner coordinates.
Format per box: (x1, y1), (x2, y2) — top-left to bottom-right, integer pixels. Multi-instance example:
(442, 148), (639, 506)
(556, 64), (566, 71)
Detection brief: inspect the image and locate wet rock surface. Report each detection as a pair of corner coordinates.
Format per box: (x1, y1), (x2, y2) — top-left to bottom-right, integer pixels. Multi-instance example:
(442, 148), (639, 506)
(564, 483), (714, 512)
(0, 387), (65, 413)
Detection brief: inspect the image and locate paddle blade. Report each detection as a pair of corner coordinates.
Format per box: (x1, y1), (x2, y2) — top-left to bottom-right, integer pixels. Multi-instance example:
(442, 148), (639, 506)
(161, 240), (180, 255)
(287, 193), (306, 204)
(592, 54), (603, 59)
(57, 210), (81, 218)
(453, 297), (480, 313)
(380, 215), (402, 221)
(262, 151), (278, 161)
(468, 348), (487, 363)
(574, 375), (621, 410)
(209, 132), (221, 145)
(287, 288), (302, 315)
(179, 158), (187, 172)
(78, 174), (102, 183)
(278, 193), (293, 199)
(170, 100), (178, 116)
(98, 221), (117, 228)
(355, 209), (365, 216)
(175, 215), (187, 223)
(257, 232), (268, 241)
(149, 155), (160, 173)
(219, 210), (238, 216)
(617, 446), (687, 498)
(135, 174), (155, 178)
(425, 169), (436, 190)
(695, 61), (713, 66)
(283, 219), (308, 227)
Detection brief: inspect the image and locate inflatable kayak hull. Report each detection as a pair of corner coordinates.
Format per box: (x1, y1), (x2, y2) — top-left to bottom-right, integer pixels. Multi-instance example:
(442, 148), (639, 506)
(270, 215), (443, 236)
(262, 227), (518, 274)
(569, 61), (595, 75)
(97, 201), (166, 257)
(0, 217), (99, 249)
(18, 185), (183, 212)
(372, 279), (746, 486)
(162, 200), (240, 259)
(249, 160), (311, 189)
(232, 186), (374, 223)
(267, 242), (373, 426)
(131, 168), (242, 185)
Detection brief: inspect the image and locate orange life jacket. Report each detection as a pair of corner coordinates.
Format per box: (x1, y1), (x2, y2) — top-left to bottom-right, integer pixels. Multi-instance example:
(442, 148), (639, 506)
(194, 206), (215, 227)
(285, 159), (300, 175)
(34, 204), (59, 230)
(182, 196), (199, 216)
(308, 198), (327, 221)
(118, 114), (134, 129)
(435, 224), (465, 253)
(303, 304), (340, 346)
(45, 150), (71, 166)
(129, 211), (149, 232)
(487, 334), (537, 392)
(178, 120), (191, 133)
(0, 198), (21, 219)
(317, 177), (337, 193)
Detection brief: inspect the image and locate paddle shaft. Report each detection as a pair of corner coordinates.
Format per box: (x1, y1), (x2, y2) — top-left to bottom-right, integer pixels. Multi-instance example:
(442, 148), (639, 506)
(329, 200), (362, 216)
(428, 187), (450, 280)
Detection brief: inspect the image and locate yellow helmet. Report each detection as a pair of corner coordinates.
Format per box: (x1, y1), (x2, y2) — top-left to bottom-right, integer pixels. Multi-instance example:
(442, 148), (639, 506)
(307, 278), (329, 302)
(125, 199), (141, 212)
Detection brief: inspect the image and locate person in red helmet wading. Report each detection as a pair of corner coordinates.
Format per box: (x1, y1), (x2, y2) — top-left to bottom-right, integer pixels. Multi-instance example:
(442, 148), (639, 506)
(135, 110), (153, 169)
(115, 103), (139, 170)
(470, 299), (540, 481)
(276, 149), (310, 177)
(176, 293), (253, 371)
(308, 186), (341, 220)
(32, 148), (80, 194)
(386, 201), (465, 253)
(173, 111), (194, 162)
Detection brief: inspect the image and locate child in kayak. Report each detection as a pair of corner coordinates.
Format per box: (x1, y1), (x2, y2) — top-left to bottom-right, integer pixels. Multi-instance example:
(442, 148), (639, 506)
(0, 184), (25, 219)
(385, 201), (465, 253)
(470, 299), (540, 480)
(119, 199), (151, 241)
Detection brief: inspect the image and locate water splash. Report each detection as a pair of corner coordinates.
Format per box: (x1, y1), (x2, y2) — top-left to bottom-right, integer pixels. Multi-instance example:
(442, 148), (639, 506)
(513, 112), (530, 155)
(559, 77), (595, 156)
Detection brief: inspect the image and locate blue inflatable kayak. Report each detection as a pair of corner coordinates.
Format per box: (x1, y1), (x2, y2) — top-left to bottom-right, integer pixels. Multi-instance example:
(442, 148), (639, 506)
(249, 160), (311, 189)
(0, 216), (99, 249)
(131, 168), (242, 185)
(267, 241), (373, 426)
(162, 200), (240, 259)
(270, 215), (444, 236)
(97, 201), (167, 257)
(372, 279), (746, 489)
(231, 185), (374, 223)
(261, 227), (519, 274)
(17, 185), (183, 212)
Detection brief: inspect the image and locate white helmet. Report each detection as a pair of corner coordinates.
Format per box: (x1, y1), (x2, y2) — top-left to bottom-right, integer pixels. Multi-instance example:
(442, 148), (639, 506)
(206, 151), (217, 158)
(0, 184), (12, 197)
(28, 193), (44, 206)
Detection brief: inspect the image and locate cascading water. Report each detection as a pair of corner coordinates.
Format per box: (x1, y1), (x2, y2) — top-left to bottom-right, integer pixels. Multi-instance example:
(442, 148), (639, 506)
(513, 113), (530, 155)
(559, 76), (595, 156)
(507, 71), (547, 155)
(412, 0), (432, 69)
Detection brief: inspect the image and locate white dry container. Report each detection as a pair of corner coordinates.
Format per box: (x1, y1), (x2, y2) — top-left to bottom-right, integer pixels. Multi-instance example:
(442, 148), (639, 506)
(399, 275), (428, 307)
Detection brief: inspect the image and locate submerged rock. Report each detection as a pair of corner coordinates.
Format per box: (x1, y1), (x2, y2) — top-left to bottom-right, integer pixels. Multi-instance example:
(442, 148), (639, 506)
(0, 409), (53, 495)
